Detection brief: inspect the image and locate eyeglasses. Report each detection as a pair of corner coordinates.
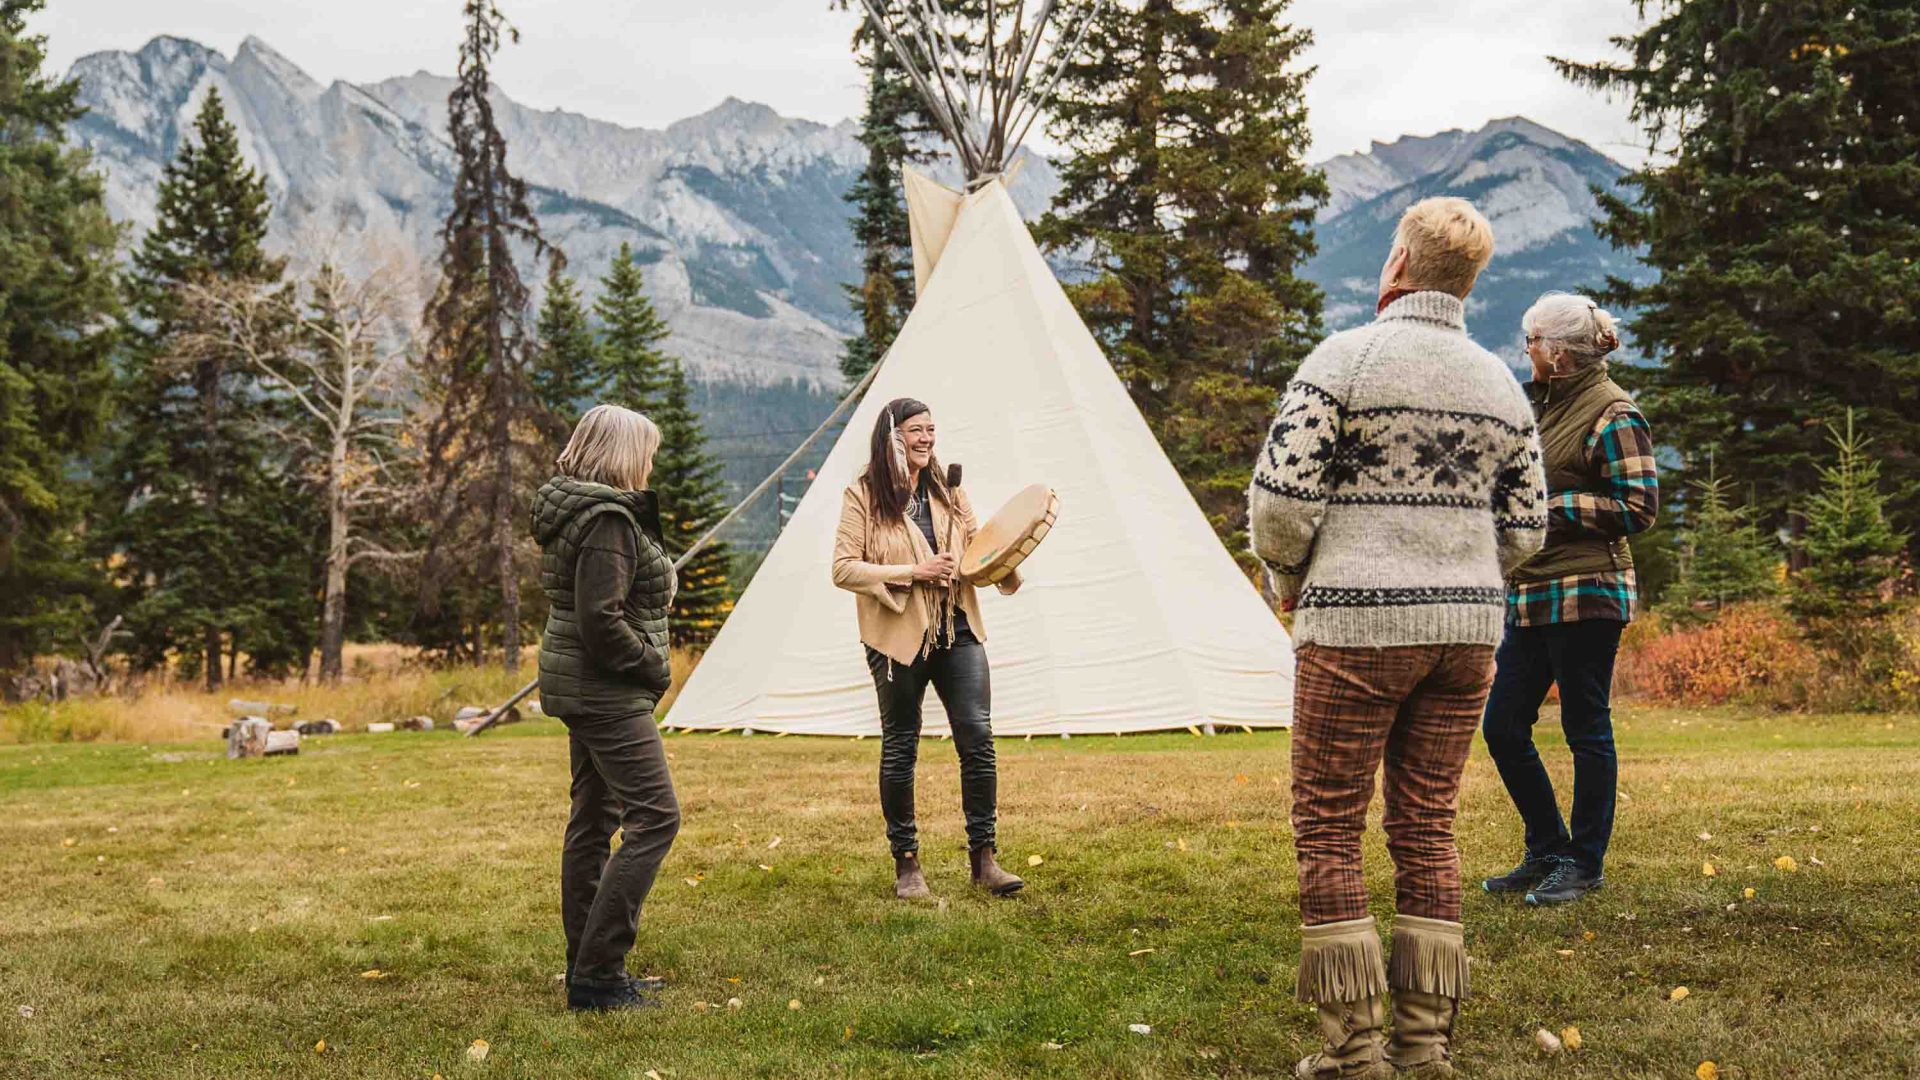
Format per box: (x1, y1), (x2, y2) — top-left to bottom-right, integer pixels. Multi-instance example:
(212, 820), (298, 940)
(1524, 335), (1543, 345)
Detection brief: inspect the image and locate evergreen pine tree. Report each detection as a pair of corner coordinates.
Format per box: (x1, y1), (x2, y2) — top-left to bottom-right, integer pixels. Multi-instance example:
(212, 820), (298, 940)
(1038, 0), (1324, 566)
(532, 265), (604, 443)
(838, 2), (928, 386)
(103, 89), (315, 686)
(0, 0), (121, 678)
(1558, 3), (1920, 553)
(1659, 458), (1781, 622)
(596, 243), (671, 413)
(1789, 410), (1910, 683)
(416, 0), (559, 671)
(652, 357), (733, 648)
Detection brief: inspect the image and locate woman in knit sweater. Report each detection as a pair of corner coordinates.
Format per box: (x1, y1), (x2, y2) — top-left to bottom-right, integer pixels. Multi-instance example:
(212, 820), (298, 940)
(1481, 293), (1659, 907)
(831, 397), (1025, 900)
(1250, 197), (1547, 1080)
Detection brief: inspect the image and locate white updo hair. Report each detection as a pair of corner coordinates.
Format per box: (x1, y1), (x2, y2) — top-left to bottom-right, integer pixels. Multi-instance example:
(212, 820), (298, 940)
(1523, 291), (1621, 369)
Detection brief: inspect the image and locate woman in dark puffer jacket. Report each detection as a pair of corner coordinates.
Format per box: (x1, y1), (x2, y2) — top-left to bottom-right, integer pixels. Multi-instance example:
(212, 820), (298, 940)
(531, 404), (680, 1012)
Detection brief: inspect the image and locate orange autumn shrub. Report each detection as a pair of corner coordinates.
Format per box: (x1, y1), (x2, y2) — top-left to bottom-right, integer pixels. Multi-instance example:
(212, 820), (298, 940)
(1615, 603), (1817, 708)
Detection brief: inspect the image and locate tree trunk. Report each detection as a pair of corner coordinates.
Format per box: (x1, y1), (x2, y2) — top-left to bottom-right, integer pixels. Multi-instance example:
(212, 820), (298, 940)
(204, 625), (224, 691)
(318, 440), (351, 683)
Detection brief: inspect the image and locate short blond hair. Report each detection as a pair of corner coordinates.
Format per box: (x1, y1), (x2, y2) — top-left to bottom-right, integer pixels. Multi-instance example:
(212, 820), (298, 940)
(1394, 197), (1496, 298)
(556, 404), (660, 491)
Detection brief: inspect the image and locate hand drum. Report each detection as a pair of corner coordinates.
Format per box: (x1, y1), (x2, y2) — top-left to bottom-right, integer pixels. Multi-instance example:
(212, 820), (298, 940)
(961, 483), (1059, 587)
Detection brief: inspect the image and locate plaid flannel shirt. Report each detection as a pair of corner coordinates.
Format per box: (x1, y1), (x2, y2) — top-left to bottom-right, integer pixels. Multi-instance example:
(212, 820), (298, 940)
(1507, 401), (1659, 626)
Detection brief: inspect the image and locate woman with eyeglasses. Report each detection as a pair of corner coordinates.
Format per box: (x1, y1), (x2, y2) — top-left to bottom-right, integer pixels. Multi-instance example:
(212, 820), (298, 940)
(1481, 293), (1659, 906)
(831, 397), (1026, 901)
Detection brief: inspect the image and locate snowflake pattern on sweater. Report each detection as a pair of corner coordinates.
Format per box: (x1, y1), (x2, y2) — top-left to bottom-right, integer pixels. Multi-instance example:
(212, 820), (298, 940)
(1248, 291), (1548, 647)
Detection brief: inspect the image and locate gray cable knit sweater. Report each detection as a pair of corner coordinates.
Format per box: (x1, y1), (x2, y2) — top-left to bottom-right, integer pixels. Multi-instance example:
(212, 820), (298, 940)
(1248, 291), (1548, 648)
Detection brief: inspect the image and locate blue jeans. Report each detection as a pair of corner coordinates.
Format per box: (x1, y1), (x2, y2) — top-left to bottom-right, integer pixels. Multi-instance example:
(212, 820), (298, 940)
(1480, 620), (1623, 875)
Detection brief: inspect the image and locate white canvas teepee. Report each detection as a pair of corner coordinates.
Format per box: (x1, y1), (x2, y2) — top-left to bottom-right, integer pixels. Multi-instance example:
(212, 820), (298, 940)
(665, 167), (1295, 735)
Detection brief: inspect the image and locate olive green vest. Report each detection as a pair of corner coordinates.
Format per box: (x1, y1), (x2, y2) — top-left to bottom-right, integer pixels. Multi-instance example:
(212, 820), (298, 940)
(530, 477), (674, 718)
(1509, 362), (1636, 584)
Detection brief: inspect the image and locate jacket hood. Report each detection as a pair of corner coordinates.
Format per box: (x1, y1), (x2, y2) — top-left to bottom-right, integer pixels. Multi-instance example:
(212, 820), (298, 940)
(531, 477), (653, 547)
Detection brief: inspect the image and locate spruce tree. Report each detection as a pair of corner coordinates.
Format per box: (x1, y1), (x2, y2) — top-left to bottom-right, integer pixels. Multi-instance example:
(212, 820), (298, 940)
(1789, 410), (1909, 683)
(1659, 459), (1781, 622)
(532, 265), (604, 444)
(596, 243), (671, 412)
(838, 2), (928, 386)
(1038, 0), (1324, 566)
(103, 89), (314, 686)
(1558, 2), (1920, 553)
(0, 0), (121, 678)
(416, 0), (559, 671)
(652, 358), (733, 648)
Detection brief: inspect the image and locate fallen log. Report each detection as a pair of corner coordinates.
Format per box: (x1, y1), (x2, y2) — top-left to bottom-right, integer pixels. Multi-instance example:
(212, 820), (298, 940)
(226, 716), (271, 759)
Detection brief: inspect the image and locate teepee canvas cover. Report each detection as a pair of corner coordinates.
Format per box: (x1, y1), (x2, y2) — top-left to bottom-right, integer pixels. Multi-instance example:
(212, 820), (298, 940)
(665, 170), (1294, 735)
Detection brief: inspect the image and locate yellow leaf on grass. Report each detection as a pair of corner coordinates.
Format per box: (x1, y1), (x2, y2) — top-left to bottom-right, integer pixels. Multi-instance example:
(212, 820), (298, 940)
(1697, 1062), (1720, 1080)
(684, 877), (700, 887)
(758, 864), (773, 872)
(1701, 862), (1717, 877)
(1556, 949), (1574, 957)
(359, 969), (387, 980)
(788, 999), (802, 1011)
(1027, 854), (1045, 867)
(1669, 986), (1690, 1002)
(646, 1071), (664, 1080)
(1743, 887), (1757, 899)
(1560, 1026), (1583, 1050)
(1775, 856), (1799, 873)
(467, 1038), (490, 1062)
(1176, 838), (1188, 852)
(313, 1040), (326, 1053)
(60, 837), (76, 848)
(1582, 930), (1596, 942)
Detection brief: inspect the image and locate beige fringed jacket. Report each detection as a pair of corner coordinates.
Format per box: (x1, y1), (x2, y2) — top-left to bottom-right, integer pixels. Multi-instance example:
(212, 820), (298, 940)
(832, 474), (1021, 665)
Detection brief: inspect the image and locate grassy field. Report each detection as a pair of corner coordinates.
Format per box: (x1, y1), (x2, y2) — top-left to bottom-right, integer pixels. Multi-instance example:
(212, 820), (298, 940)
(0, 706), (1915, 1079)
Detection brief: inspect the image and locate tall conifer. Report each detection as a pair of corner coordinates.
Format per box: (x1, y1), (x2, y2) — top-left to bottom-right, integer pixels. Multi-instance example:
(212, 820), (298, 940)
(1558, 2), (1920, 552)
(1039, 0), (1325, 565)
(532, 265), (604, 444)
(416, 0), (559, 671)
(104, 89), (314, 686)
(0, 0), (121, 677)
(652, 358), (733, 648)
(596, 243), (670, 412)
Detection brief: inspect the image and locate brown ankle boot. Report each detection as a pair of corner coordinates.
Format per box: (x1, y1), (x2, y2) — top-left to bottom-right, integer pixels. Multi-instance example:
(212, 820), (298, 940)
(893, 852), (931, 900)
(969, 846), (1024, 895)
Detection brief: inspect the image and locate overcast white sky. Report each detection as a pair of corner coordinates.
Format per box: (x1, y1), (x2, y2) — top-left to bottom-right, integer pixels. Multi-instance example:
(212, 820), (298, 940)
(33, 0), (1651, 164)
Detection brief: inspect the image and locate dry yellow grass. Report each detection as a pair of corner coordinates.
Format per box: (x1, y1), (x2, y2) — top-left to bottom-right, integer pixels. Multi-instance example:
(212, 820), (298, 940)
(0, 647), (701, 744)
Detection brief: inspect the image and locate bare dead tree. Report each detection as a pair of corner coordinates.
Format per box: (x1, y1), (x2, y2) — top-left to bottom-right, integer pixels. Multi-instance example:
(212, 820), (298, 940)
(181, 250), (419, 682)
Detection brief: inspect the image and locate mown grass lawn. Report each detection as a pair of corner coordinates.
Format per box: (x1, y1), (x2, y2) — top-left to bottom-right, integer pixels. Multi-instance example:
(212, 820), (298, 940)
(1, 707), (1915, 1079)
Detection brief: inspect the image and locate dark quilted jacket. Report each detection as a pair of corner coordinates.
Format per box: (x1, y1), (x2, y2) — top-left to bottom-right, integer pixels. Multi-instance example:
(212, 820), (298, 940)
(531, 477), (675, 719)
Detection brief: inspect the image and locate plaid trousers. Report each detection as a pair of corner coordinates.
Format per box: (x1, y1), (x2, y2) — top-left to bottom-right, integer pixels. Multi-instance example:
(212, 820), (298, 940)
(1291, 642), (1496, 925)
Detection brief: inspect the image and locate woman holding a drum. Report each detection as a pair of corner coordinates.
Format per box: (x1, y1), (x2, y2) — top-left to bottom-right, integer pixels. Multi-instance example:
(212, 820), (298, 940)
(831, 396), (1029, 900)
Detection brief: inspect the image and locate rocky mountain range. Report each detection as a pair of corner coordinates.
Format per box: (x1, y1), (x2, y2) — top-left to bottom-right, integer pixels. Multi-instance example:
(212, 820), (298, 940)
(65, 34), (1644, 392)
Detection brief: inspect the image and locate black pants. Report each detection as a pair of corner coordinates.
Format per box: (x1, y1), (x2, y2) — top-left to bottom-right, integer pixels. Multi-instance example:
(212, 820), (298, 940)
(560, 709), (681, 988)
(1480, 620), (1624, 875)
(867, 637), (997, 855)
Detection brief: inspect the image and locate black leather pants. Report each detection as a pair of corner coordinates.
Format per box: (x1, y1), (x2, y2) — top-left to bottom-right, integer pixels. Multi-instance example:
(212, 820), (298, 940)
(866, 637), (997, 855)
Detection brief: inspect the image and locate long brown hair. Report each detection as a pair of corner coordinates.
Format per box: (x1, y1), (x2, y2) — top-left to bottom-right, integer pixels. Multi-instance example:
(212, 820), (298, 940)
(863, 397), (950, 521)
